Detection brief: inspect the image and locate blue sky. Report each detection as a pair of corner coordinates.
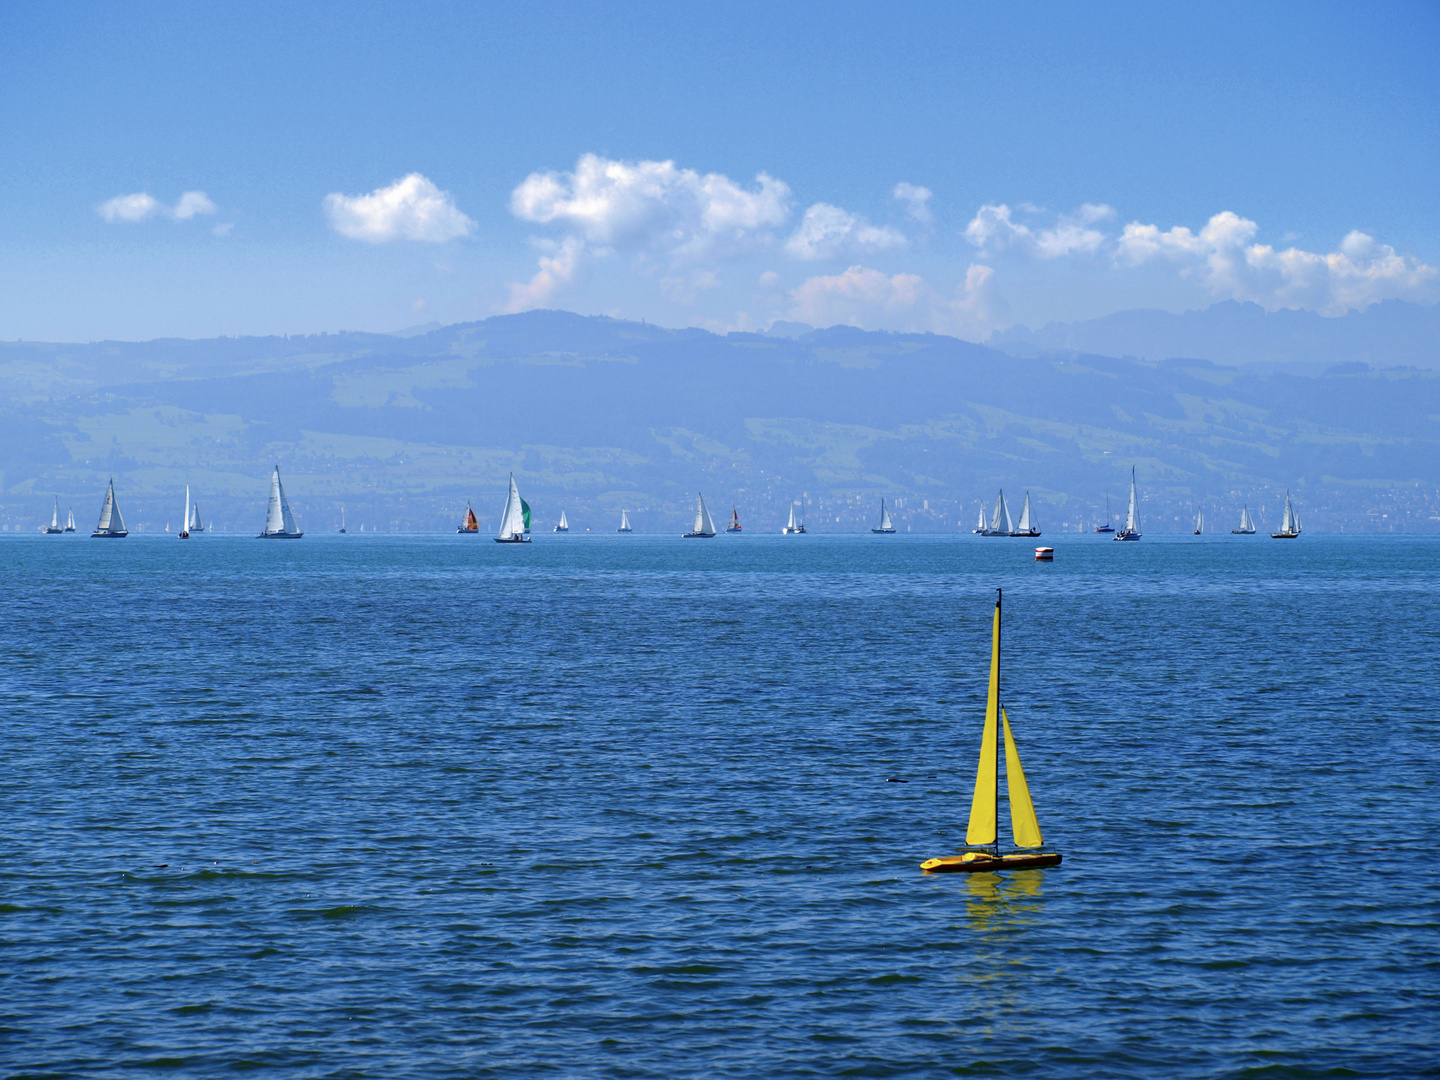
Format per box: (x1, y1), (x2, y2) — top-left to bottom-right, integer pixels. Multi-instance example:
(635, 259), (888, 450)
(1, 0), (1437, 341)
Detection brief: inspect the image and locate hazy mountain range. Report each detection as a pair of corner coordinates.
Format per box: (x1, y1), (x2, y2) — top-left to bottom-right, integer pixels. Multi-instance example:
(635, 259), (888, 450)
(2, 303), (1437, 534)
(988, 299), (1440, 372)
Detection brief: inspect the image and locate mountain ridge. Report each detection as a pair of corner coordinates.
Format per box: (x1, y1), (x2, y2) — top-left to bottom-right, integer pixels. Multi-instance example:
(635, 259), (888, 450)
(1, 309), (1437, 533)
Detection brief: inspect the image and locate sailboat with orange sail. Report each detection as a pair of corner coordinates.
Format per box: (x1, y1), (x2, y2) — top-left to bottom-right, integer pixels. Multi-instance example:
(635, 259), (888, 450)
(457, 502), (480, 533)
(922, 588), (1062, 873)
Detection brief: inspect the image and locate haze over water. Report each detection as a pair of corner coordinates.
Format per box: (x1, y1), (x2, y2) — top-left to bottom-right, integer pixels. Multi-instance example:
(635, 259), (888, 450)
(3, 533), (1436, 1077)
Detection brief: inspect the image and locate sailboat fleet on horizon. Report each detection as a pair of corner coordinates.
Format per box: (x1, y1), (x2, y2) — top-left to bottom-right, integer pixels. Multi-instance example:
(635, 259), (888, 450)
(975, 490), (1042, 537)
(29, 468), (1311, 540)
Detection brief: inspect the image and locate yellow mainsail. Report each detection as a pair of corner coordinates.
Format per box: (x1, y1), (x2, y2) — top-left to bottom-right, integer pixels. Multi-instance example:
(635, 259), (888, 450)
(965, 598), (1002, 845)
(1003, 709), (1043, 848)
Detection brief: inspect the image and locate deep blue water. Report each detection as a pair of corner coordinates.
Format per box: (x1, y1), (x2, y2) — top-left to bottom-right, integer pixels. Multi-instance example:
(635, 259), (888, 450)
(2, 532), (1437, 1078)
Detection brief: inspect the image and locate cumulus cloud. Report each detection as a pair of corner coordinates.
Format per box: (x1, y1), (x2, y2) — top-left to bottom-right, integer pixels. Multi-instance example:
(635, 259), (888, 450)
(98, 190), (217, 223)
(1116, 211), (1440, 313)
(324, 173), (475, 243)
(893, 182), (933, 224)
(507, 236), (584, 312)
(784, 203), (907, 260)
(964, 203), (1113, 258)
(788, 262), (1000, 339)
(511, 153), (791, 263)
(173, 191), (216, 220)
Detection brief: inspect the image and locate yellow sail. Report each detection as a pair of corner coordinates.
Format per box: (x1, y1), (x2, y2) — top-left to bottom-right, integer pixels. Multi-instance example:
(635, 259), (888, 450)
(965, 599), (1001, 845)
(1002, 709), (1043, 847)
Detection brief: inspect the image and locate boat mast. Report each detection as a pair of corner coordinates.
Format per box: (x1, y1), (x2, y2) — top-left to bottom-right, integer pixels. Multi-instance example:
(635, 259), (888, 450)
(994, 587), (1002, 858)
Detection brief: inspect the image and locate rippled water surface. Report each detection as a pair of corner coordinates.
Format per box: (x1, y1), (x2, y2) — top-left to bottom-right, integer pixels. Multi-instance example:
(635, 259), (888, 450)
(3, 532), (1437, 1078)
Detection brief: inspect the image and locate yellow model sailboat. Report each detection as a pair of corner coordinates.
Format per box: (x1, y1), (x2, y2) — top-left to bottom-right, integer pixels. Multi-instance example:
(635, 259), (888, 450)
(922, 589), (1062, 873)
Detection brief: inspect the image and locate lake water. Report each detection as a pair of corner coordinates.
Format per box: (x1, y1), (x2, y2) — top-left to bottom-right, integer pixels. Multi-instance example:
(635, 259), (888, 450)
(2, 532), (1437, 1078)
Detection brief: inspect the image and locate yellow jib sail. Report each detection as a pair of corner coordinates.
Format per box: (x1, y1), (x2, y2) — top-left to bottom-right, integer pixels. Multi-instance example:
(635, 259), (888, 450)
(965, 599), (1002, 845)
(1002, 709), (1043, 848)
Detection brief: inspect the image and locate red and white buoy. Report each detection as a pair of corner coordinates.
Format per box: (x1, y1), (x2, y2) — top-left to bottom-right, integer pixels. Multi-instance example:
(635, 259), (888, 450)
(1034, 547), (1054, 561)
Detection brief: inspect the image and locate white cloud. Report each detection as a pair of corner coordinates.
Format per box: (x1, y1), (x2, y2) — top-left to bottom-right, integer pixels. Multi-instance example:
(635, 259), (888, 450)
(510, 153), (790, 263)
(788, 262), (1000, 339)
(172, 191), (216, 220)
(964, 203), (1112, 258)
(97, 190), (218, 224)
(508, 236), (584, 312)
(98, 192), (162, 223)
(893, 182), (933, 224)
(324, 173), (474, 243)
(1116, 211), (1440, 313)
(212, 222), (234, 237)
(784, 203), (907, 260)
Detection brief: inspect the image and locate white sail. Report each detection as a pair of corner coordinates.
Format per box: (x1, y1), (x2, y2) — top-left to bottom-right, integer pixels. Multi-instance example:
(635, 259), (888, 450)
(989, 490), (1013, 534)
(787, 503), (799, 531)
(264, 466), (301, 535)
(1195, 507), (1204, 533)
(192, 502), (203, 531)
(878, 499), (894, 531)
(977, 509), (986, 530)
(1240, 506), (1254, 532)
(559, 509), (568, 529)
(50, 498), (60, 529)
(1124, 470), (1139, 532)
(1015, 492), (1035, 533)
(66, 508), (76, 530)
(619, 509), (631, 531)
(498, 473), (526, 539)
(181, 485), (190, 533)
(95, 480), (126, 534)
(693, 492), (716, 535)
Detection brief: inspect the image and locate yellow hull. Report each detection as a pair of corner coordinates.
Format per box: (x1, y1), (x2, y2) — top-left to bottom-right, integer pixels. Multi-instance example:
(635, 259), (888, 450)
(921, 851), (1061, 873)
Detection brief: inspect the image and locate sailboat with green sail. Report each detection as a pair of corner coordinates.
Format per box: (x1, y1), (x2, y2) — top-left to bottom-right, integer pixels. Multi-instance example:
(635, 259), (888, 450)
(922, 589), (1062, 873)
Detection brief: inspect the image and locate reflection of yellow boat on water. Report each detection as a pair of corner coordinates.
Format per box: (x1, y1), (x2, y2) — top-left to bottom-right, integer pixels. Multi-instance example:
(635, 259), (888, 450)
(922, 588), (1062, 873)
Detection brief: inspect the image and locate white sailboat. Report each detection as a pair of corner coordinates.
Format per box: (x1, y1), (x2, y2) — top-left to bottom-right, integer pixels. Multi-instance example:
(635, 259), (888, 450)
(1010, 492), (1041, 537)
(1114, 468), (1141, 540)
(1272, 492), (1301, 539)
(683, 492), (717, 537)
(872, 498), (896, 533)
(973, 507), (987, 534)
(496, 473), (531, 543)
(554, 509), (569, 533)
(983, 490), (1013, 536)
(618, 509), (633, 533)
(726, 507), (742, 533)
(177, 485), (191, 539)
(338, 506), (347, 534)
(189, 499), (205, 533)
(92, 479), (128, 538)
(1232, 506), (1257, 534)
(259, 466), (303, 538)
(43, 497), (64, 534)
(782, 501), (806, 534)
(1193, 506), (1204, 535)
(64, 507), (76, 532)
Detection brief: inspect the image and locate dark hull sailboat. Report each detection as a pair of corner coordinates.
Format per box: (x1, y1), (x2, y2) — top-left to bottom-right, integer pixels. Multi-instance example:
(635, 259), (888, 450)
(92, 480), (128, 538)
(259, 466), (303, 538)
(683, 492), (717, 537)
